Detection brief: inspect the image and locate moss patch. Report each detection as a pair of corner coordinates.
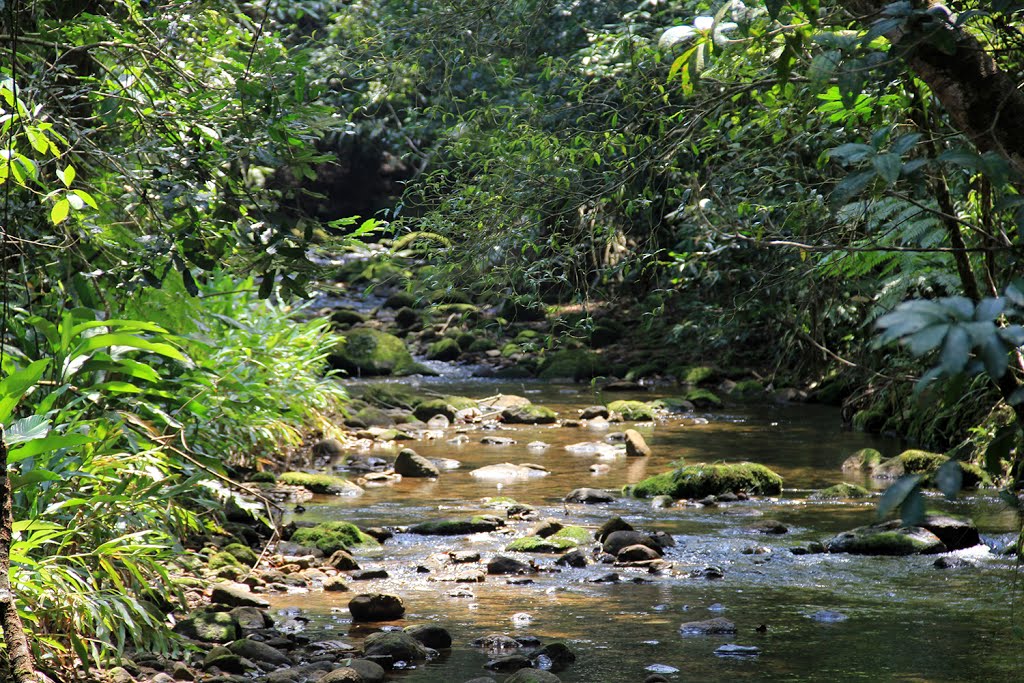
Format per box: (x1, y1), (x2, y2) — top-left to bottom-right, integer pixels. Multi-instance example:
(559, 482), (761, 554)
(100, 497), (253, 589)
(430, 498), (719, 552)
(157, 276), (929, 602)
(413, 395), (479, 421)
(278, 472), (362, 496)
(810, 483), (873, 500)
(627, 462), (783, 499)
(841, 448), (883, 474)
(551, 525), (591, 544)
(208, 551), (242, 570)
(873, 450), (989, 488)
(682, 366), (719, 385)
(426, 337), (462, 361)
(506, 536), (579, 553)
(329, 328), (424, 376)
(607, 400), (654, 421)
(682, 388), (723, 408)
(222, 543), (259, 565)
(289, 522), (380, 555)
(502, 404), (558, 424)
(360, 383), (422, 410)
(538, 349), (599, 380)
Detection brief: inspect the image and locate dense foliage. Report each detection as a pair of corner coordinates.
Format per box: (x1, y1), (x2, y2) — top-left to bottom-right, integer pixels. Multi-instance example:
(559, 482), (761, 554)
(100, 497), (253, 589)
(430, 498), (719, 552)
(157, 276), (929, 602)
(2, 0), (1024, 678)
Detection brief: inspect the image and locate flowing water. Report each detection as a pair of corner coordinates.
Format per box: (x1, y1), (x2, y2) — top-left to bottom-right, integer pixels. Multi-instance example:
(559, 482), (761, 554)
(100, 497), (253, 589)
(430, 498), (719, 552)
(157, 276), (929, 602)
(269, 378), (1024, 682)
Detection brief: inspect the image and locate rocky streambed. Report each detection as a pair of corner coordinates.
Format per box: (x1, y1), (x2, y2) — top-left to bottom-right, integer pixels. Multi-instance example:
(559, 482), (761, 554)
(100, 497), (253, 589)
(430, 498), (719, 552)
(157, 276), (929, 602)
(158, 380), (1024, 683)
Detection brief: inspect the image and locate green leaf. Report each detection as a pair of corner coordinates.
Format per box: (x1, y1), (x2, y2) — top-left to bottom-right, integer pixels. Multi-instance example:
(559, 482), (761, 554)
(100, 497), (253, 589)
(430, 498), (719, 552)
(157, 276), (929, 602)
(10, 468), (63, 490)
(829, 143), (874, 164)
(837, 60), (865, 109)
(975, 297), (1005, 321)
(258, 270), (276, 299)
(830, 170), (874, 207)
(899, 486), (925, 526)
(872, 153), (902, 184)
(7, 433), (96, 464)
(51, 199), (70, 225)
(182, 268), (199, 297)
(73, 189), (98, 209)
(877, 474), (923, 519)
(940, 326), (970, 375)
(3, 416), (51, 445)
(72, 333), (186, 362)
(906, 323), (948, 355)
(980, 335), (1009, 379)
(0, 360), (50, 421)
(934, 459), (963, 500)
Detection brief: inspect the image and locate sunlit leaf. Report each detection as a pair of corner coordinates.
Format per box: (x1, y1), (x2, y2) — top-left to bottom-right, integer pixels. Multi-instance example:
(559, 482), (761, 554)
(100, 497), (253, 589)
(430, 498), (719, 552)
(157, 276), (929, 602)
(877, 474), (923, 519)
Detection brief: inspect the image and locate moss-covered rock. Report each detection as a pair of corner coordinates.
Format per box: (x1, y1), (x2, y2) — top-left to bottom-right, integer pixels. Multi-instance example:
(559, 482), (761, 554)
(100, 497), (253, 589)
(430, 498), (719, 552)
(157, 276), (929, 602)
(495, 364), (536, 379)
(329, 328), (430, 376)
(682, 388), (723, 408)
(627, 462), (783, 499)
(467, 338), (496, 353)
(809, 483), (873, 499)
(550, 525), (591, 544)
(222, 543), (259, 565)
(682, 365), (719, 385)
(360, 383), (422, 410)
(413, 395), (479, 421)
(852, 406), (887, 433)
(873, 449), (989, 487)
(248, 471), (277, 484)
(538, 349), (599, 380)
(427, 337), (462, 361)
(384, 291), (419, 309)
(173, 611), (240, 643)
(278, 472), (364, 496)
(331, 308), (368, 327)
(290, 522), (380, 555)
(409, 516), (504, 535)
(607, 400), (655, 421)
(824, 520), (946, 555)
(502, 404), (558, 424)
(841, 448), (883, 474)
(647, 397), (694, 414)
(208, 551), (242, 570)
(730, 379), (765, 397)
(506, 535), (579, 553)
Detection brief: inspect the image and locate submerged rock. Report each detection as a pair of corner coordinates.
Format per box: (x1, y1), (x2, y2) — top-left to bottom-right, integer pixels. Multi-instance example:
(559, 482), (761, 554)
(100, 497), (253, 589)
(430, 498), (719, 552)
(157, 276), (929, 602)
(405, 624), (453, 649)
(679, 617), (736, 635)
(563, 488), (615, 504)
(488, 555), (534, 575)
(714, 644), (760, 657)
(410, 516), (504, 535)
(824, 520), (946, 555)
(626, 462), (783, 499)
(841, 448), (883, 474)
(470, 463), (549, 481)
(810, 483), (873, 499)
(362, 630), (429, 660)
(505, 669), (561, 682)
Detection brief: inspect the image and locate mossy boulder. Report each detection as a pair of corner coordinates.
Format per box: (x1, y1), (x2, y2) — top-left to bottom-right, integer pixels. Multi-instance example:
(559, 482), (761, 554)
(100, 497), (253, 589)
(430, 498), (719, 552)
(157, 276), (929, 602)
(502, 404), (558, 424)
(248, 471), (277, 484)
(413, 395), (479, 421)
(427, 337), (462, 362)
(682, 365), (719, 385)
(383, 291), (419, 309)
(841, 448), (883, 474)
(331, 308), (368, 327)
(607, 400), (654, 421)
(468, 338), (496, 353)
(730, 379), (765, 397)
(363, 631), (429, 660)
(278, 472), (363, 496)
(873, 449), (989, 488)
(810, 483), (873, 499)
(222, 543), (259, 565)
(647, 397), (694, 414)
(208, 551), (242, 570)
(538, 349), (599, 380)
(506, 535), (579, 554)
(627, 462), (783, 499)
(289, 522), (380, 555)
(360, 383), (422, 410)
(409, 516), (504, 535)
(329, 328), (429, 377)
(824, 520), (946, 555)
(852, 406), (887, 433)
(682, 388), (722, 409)
(173, 611), (240, 643)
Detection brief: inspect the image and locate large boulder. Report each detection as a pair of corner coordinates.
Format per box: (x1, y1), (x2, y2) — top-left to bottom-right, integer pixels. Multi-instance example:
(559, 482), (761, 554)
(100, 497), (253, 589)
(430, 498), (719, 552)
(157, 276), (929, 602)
(824, 520), (946, 555)
(470, 463), (549, 481)
(920, 513), (981, 551)
(841, 448), (883, 474)
(278, 472), (364, 496)
(563, 488), (615, 504)
(210, 583), (268, 609)
(228, 639), (292, 667)
(506, 526), (591, 553)
(393, 448), (440, 478)
(871, 449), (989, 488)
(413, 395), (479, 421)
(602, 530), (663, 556)
(627, 463), (783, 499)
(348, 593), (406, 622)
(538, 349), (599, 380)
(405, 624), (453, 649)
(173, 611), (240, 643)
(329, 328), (430, 376)
(606, 400), (654, 421)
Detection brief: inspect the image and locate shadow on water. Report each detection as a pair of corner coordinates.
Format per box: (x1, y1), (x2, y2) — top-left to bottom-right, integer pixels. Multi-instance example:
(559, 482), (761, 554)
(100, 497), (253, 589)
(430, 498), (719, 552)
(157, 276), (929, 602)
(270, 379), (1024, 682)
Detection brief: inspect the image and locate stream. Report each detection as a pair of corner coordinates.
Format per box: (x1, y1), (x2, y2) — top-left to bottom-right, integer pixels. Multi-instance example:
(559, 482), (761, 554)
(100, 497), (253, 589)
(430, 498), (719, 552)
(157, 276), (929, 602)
(270, 377), (1024, 682)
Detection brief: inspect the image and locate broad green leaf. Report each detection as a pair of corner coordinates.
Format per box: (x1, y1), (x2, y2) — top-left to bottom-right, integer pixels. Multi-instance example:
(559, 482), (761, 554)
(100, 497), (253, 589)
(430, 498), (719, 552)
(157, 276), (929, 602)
(975, 297), (1005, 321)
(980, 335), (1009, 378)
(51, 198), (70, 225)
(72, 333), (186, 361)
(7, 433), (96, 464)
(3, 415), (50, 445)
(899, 487), (925, 526)
(877, 474), (923, 519)
(940, 326), (970, 375)
(828, 143), (873, 164)
(938, 149), (983, 171)
(905, 323), (948, 355)
(0, 359), (50, 420)
(934, 459), (963, 500)
(941, 296), (975, 320)
(872, 153), (902, 184)
(10, 468), (62, 490)
(890, 133), (922, 155)
(997, 325), (1024, 346)
(72, 189), (98, 209)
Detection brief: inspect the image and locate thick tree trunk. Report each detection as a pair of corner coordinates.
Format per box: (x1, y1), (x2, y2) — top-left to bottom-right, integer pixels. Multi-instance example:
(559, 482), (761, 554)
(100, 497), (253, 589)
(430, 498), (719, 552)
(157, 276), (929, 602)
(0, 430), (46, 683)
(840, 0), (1024, 177)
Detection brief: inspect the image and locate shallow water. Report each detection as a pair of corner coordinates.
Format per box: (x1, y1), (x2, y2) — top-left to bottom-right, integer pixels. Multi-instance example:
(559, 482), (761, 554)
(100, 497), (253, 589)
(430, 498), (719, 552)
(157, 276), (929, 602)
(270, 380), (1024, 682)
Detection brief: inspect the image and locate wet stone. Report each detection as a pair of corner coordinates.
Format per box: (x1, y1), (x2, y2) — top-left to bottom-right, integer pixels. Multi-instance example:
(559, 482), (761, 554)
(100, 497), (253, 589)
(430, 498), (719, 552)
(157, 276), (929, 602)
(679, 617), (737, 635)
